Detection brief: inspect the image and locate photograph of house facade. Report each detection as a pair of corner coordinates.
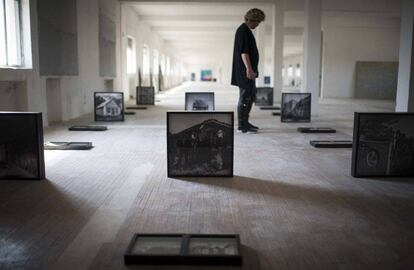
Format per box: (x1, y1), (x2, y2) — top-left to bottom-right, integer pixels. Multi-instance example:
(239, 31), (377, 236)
(167, 112), (233, 177)
(281, 93), (311, 122)
(94, 92), (124, 121)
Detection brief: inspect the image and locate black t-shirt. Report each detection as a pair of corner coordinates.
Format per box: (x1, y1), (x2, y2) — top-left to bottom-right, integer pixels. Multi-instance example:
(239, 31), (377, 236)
(231, 23), (259, 89)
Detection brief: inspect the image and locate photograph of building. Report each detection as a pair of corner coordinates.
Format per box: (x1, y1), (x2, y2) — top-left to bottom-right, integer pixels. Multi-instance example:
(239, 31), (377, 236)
(1, 0), (414, 269)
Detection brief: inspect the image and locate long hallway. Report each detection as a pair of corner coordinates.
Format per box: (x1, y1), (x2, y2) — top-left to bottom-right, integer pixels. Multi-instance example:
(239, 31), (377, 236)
(1, 82), (413, 270)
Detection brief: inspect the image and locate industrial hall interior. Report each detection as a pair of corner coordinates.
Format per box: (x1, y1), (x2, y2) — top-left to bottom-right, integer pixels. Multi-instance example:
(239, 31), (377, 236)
(1, 0), (414, 269)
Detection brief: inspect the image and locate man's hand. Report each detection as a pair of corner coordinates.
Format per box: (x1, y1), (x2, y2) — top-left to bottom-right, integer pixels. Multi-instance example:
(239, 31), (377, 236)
(246, 68), (256, 80)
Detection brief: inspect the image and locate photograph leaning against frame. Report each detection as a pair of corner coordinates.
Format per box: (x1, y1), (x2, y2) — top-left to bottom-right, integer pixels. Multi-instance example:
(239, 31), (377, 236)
(94, 92), (124, 121)
(185, 92), (215, 111)
(255, 87), (273, 107)
(0, 112), (45, 180)
(281, 92), (311, 122)
(167, 112), (234, 177)
(351, 112), (414, 177)
(124, 233), (242, 266)
(136, 86), (155, 105)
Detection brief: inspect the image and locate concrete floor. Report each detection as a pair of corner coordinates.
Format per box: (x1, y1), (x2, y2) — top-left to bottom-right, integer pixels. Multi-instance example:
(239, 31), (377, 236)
(1, 82), (413, 270)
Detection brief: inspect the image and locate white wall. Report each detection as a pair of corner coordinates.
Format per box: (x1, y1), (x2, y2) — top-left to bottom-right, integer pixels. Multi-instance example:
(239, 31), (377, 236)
(322, 17), (400, 98)
(0, 0), (122, 125)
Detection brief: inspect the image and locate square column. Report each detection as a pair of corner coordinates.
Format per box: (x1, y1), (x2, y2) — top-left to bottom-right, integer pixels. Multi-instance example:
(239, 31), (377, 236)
(302, 0), (321, 115)
(272, 0), (284, 103)
(396, 0), (414, 112)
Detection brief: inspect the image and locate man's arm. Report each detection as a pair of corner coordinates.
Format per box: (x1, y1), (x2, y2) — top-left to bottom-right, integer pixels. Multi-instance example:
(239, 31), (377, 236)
(241, 53), (256, 80)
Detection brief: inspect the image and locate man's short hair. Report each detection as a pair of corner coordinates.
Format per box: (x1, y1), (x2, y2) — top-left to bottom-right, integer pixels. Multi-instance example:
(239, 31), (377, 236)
(244, 8), (266, 22)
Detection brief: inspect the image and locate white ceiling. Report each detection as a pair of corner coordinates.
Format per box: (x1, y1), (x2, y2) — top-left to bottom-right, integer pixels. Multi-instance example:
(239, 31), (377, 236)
(125, 1), (400, 67)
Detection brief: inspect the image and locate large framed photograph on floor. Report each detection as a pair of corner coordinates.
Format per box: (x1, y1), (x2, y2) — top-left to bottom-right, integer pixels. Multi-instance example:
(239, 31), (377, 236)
(167, 112), (234, 177)
(351, 112), (414, 177)
(281, 92), (311, 122)
(0, 112), (45, 180)
(185, 92), (215, 111)
(136, 86), (155, 105)
(94, 92), (124, 122)
(255, 87), (273, 107)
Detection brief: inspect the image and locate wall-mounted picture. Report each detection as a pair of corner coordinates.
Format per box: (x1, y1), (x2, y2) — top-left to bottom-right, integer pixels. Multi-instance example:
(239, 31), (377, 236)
(94, 92), (124, 121)
(185, 92), (215, 111)
(255, 87), (273, 107)
(167, 112), (234, 177)
(352, 113), (414, 177)
(0, 112), (45, 180)
(281, 92), (311, 122)
(136, 86), (155, 105)
(200, 70), (212, 81)
(264, 76), (271, 85)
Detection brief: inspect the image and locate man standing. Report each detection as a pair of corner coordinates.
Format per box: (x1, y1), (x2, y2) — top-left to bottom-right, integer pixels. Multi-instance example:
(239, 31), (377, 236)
(231, 8), (265, 133)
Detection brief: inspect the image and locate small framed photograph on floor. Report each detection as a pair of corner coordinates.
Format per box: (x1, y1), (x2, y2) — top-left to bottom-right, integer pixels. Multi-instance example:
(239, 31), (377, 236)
(255, 87), (273, 107)
(351, 112), (414, 177)
(281, 92), (311, 122)
(94, 92), (124, 122)
(136, 86), (155, 105)
(0, 112), (45, 180)
(167, 112), (234, 177)
(185, 92), (215, 111)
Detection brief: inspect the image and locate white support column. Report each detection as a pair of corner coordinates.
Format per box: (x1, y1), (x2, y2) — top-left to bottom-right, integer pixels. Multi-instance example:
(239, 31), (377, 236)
(256, 25), (266, 87)
(272, 0), (284, 103)
(302, 0), (321, 115)
(396, 0), (414, 112)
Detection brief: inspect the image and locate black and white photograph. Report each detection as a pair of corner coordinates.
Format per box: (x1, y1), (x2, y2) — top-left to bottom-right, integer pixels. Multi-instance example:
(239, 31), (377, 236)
(94, 92), (124, 121)
(185, 92), (215, 111)
(136, 86), (155, 105)
(0, 112), (45, 180)
(352, 113), (414, 177)
(167, 112), (234, 177)
(188, 237), (239, 256)
(281, 93), (311, 122)
(255, 87), (273, 107)
(131, 236), (182, 255)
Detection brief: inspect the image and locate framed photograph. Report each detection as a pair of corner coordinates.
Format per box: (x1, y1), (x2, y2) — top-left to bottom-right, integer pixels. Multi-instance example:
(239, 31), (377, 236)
(298, 127), (336, 133)
(94, 92), (124, 121)
(281, 93), (311, 122)
(0, 112), (45, 180)
(69, 125), (107, 131)
(352, 112), (414, 177)
(167, 112), (234, 177)
(185, 92), (215, 111)
(136, 86), (155, 105)
(44, 142), (93, 150)
(310, 140), (352, 148)
(124, 233), (242, 266)
(255, 87), (273, 107)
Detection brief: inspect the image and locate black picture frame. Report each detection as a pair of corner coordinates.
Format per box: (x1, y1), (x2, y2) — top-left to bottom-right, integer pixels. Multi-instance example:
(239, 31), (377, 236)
(255, 87), (273, 107)
(136, 86), (155, 105)
(124, 234), (242, 266)
(185, 92), (215, 111)
(281, 92), (311, 122)
(44, 142), (93, 150)
(351, 112), (414, 177)
(68, 125), (107, 131)
(94, 92), (124, 122)
(0, 112), (45, 180)
(310, 140), (352, 148)
(298, 127), (336, 133)
(167, 112), (234, 177)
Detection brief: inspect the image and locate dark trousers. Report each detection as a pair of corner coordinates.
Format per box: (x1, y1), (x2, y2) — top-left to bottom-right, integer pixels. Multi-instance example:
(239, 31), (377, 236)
(237, 86), (256, 128)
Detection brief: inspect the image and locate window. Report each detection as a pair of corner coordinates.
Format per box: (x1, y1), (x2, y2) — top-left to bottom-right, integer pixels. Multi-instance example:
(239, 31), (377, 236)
(1, 0), (23, 67)
(295, 64), (301, 77)
(142, 45), (150, 75)
(126, 36), (136, 74)
(282, 65), (285, 77)
(287, 65), (293, 77)
(166, 56), (170, 76)
(153, 49), (159, 75)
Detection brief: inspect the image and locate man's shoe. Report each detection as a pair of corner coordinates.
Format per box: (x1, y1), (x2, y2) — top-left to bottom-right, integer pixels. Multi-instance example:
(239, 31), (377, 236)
(247, 122), (259, 130)
(242, 126), (258, 134)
